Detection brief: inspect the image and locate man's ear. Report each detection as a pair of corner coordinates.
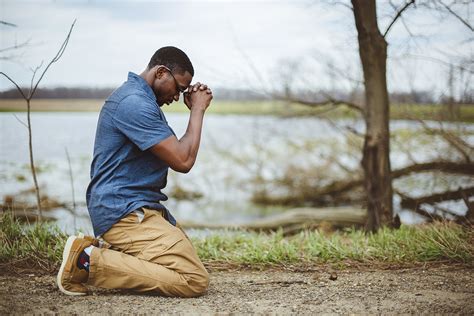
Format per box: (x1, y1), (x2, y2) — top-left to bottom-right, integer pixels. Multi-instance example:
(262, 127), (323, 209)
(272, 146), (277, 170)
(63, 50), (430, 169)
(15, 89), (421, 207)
(155, 66), (167, 79)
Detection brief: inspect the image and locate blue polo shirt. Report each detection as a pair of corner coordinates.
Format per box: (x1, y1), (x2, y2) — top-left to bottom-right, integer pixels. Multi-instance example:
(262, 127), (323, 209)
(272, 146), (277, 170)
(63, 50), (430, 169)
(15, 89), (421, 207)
(86, 72), (176, 237)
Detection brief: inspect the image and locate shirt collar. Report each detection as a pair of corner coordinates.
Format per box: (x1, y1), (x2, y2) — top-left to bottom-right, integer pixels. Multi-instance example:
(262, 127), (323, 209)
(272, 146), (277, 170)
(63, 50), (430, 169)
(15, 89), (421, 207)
(127, 72), (156, 101)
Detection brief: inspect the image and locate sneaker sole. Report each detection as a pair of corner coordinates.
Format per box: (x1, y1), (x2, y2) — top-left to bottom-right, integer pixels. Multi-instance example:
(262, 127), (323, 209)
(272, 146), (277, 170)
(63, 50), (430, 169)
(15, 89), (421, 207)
(57, 235), (87, 296)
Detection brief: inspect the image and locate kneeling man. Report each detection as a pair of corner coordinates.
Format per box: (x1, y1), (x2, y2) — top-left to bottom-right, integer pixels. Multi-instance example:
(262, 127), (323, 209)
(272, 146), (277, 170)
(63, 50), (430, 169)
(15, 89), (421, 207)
(57, 46), (213, 297)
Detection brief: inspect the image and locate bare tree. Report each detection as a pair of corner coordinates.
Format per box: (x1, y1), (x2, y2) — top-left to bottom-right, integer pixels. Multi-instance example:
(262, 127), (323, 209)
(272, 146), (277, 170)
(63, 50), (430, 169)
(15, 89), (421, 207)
(352, 0), (473, 231)
(0, 20), (76, 220)
(278, 0), (472, 232)
(351, 0), (400, 232)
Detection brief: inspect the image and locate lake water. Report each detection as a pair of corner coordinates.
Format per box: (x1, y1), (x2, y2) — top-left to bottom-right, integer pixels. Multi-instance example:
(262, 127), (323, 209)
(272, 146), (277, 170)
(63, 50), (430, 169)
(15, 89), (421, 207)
(1, 112), (472, 234)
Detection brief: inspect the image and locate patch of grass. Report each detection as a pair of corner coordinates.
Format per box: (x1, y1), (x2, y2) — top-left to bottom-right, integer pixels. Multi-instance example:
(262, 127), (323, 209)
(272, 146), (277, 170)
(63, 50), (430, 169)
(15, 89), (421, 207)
(391, 103), (474, 122)
(193, 223), (473, 265)
(0, 212), (67, 270)
(1, 211), (472, 270)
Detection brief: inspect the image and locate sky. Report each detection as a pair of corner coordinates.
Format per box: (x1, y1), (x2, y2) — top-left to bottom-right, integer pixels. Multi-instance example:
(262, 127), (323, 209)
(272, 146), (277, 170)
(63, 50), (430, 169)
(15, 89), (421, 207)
(0, 0), (472, 98)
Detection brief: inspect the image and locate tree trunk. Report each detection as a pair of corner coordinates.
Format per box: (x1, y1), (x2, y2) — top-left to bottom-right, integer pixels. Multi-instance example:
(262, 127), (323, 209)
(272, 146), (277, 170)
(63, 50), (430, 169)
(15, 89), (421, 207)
(27, 99), (43, 220)
(352, 0), (393, 232)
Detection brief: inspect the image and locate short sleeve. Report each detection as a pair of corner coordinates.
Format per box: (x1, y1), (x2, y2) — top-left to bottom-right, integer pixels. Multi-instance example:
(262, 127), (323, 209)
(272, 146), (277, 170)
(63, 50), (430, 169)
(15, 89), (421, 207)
(113, 94), (174, 151)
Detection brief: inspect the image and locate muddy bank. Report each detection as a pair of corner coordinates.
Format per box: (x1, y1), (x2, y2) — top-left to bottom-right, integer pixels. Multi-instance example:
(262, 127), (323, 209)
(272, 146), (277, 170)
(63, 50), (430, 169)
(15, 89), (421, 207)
(1, 265), (473, 314)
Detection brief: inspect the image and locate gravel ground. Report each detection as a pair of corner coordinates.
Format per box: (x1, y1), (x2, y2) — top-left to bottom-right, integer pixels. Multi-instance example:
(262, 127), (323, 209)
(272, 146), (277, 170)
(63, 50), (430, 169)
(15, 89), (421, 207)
(1, 265), (473, 314)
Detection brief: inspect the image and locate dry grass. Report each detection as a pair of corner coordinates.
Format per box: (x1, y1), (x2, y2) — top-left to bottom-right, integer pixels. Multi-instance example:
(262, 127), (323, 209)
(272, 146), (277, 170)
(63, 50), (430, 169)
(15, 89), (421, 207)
(1, 99), (473, 122)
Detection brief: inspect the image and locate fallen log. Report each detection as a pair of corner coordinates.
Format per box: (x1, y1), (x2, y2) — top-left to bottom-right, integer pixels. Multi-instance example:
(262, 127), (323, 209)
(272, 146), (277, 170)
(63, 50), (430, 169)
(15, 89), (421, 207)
(179, 207), (367, 234)
(400, 186), (474, 209)
(253, 161), (473, 207)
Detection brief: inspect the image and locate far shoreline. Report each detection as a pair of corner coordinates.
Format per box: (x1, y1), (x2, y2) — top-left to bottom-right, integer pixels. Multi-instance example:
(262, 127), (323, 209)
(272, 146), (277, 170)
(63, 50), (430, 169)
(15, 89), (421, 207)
(0, 99), (473, 122)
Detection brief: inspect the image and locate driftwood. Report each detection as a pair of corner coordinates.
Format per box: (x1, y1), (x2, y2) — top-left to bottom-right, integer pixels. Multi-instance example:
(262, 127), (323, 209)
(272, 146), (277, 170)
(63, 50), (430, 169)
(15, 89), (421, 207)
(179, 207), (367, 234)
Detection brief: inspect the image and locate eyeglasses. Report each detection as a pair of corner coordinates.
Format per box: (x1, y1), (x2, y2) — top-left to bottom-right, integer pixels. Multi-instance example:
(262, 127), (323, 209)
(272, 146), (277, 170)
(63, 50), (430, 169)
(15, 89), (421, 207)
(162, 66), (187, 95)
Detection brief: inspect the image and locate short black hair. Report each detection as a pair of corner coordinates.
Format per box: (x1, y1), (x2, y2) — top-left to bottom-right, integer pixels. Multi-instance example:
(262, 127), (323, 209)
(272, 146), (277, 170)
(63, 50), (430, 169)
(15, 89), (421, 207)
(147, 46), (194, 76)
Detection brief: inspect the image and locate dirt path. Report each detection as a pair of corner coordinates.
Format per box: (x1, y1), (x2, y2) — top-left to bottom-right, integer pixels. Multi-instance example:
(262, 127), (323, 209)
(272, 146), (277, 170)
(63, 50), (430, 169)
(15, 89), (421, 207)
(1, 265), (473, 314)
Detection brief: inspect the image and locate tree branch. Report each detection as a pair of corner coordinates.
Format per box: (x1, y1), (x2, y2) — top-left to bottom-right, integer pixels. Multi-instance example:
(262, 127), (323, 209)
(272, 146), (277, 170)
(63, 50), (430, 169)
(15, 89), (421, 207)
(12, 113), (28, 128)
(398, 54), (474, 74)
(29, 19), (76, 99)
(391, 161), (474, 178)
(0, 38), (31, 53)
(0, 20), (17, 27)
(438, 0), (474, 32)
(417, 119), (473, 163)
(30, 61), (44, 93)
(0, 72), (27, 99)
(282, 94), (364, 113)
(383, 0), (416, 38)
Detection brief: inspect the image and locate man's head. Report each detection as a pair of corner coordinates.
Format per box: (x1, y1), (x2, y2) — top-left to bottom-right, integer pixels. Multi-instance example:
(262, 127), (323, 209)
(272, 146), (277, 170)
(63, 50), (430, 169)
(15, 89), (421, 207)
(143, 46), (194, 106)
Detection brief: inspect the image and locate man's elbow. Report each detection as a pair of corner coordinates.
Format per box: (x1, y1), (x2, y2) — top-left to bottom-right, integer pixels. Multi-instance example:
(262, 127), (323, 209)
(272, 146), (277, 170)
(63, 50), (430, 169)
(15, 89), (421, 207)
(170, 159), (194, 174)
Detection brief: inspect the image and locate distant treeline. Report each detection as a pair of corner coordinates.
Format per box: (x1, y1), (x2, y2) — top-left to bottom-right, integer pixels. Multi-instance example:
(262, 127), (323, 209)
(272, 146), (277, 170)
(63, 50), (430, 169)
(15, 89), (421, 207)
(0, 87), (471, 104)
(0, 87), (268, 101)
(0, 87), (115, 99)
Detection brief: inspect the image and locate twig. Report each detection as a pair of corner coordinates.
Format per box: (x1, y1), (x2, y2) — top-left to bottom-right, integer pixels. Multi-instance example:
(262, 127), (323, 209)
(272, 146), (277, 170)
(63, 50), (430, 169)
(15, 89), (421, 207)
(12, 113), (28, 128)
(0, 20), (17, 27)
(281, 94), (363, 113)
(438, 0), (473, 32)
(29, 19), (76, 99)
(250, 280), (310, 286)
(29, 61), (44, 93)
(383, 0), (416, 38)
(398, 54), (473, 74)
(0, 72), (27, 99)
(65, 147), (77, 232)
(417, 119), (472, 163)
(0, 38), (31, 53)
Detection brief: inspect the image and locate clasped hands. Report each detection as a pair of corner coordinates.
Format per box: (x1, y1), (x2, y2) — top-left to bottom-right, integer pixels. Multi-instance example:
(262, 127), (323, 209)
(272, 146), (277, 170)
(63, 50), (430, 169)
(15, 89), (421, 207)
(183, 82), (213, 111)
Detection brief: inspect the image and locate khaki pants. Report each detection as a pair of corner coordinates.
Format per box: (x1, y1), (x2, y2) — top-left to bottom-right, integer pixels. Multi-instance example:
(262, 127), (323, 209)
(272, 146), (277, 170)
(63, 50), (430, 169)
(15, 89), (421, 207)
(86, 208), (209, 297)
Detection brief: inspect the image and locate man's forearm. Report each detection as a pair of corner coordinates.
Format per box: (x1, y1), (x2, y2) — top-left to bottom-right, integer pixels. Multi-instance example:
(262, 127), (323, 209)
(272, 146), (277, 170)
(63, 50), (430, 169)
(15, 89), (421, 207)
(178, 106), (205, 169)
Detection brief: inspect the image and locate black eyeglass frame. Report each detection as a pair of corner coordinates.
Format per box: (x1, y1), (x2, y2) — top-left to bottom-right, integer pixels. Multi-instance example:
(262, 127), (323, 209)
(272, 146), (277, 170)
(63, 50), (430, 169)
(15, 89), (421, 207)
(162, 66), (187, 95)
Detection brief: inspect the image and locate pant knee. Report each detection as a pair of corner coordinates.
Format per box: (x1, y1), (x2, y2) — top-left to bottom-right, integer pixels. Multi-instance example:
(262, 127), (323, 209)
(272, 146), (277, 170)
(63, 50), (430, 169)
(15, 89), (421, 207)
(184, 269), (209, 297)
